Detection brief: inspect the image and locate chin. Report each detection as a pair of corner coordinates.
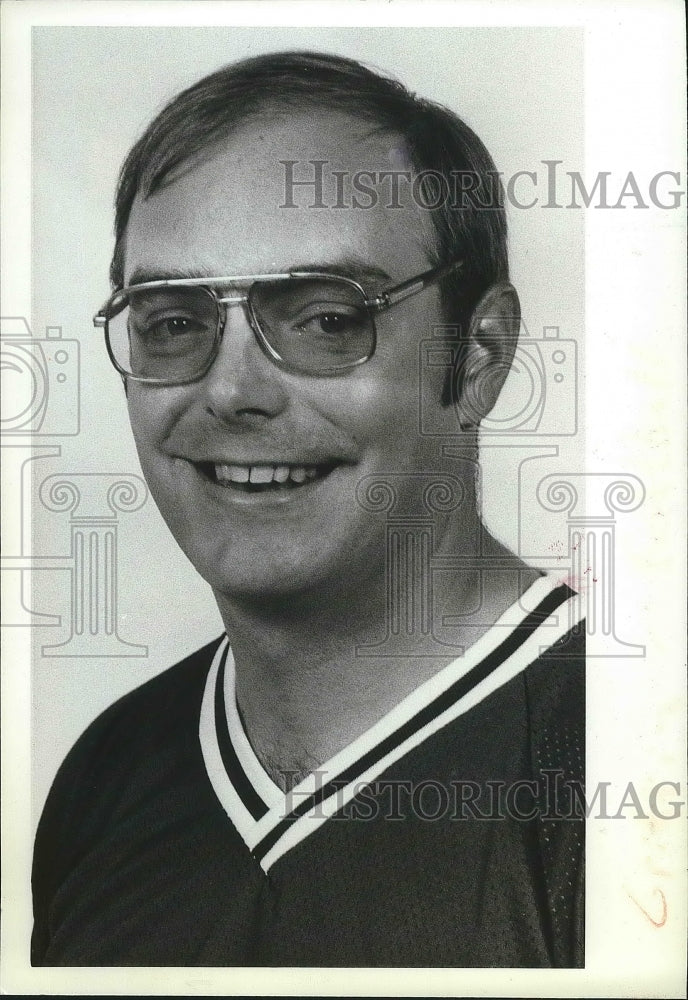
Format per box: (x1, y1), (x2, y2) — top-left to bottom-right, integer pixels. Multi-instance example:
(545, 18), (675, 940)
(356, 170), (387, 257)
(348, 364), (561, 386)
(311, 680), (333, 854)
(186, 542), (344, 605)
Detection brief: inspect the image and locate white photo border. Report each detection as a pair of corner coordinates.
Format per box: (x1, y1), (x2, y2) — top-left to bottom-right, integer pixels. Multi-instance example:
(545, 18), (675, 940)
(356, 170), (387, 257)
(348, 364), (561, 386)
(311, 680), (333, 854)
(2, 1), (686, 997)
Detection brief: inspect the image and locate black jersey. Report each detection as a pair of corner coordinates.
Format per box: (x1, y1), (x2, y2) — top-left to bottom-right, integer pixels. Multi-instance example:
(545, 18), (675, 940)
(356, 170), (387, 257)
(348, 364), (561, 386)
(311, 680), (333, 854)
(32, 577), (585, 967)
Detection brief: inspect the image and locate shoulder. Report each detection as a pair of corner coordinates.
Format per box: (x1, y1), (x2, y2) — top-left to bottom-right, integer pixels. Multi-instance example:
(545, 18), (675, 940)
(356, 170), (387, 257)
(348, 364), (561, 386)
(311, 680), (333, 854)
(35, 636), (225, 844)
(103, 634), (225, 720)
(31, 636), (225, 964)
(519, 623), (585, 789)
(523, 625), (585, 736)
(71, 635), (224, 758)
(522, 625), (586, 967)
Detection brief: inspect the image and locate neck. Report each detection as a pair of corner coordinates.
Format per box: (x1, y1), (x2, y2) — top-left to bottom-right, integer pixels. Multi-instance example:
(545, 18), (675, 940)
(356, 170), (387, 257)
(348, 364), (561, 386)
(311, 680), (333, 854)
(214, 518), (539, 791)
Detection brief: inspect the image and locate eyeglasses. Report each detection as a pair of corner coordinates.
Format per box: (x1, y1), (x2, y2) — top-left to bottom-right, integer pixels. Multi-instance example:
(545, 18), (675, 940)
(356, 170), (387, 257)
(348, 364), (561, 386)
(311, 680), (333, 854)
(93, 260), (463, 383)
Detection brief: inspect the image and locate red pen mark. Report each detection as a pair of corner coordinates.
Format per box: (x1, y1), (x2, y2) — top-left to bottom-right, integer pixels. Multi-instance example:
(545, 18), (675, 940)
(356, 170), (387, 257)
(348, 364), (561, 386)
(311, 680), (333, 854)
(548, 540), (568, 562)
(629, 887), (667, 928)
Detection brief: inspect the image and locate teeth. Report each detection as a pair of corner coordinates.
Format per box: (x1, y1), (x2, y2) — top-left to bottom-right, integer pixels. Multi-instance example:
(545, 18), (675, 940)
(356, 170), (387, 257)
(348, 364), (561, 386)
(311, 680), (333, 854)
(215, 464), (249, 484)
(249, 465), (274, 484)
(212, 462), (327, 487)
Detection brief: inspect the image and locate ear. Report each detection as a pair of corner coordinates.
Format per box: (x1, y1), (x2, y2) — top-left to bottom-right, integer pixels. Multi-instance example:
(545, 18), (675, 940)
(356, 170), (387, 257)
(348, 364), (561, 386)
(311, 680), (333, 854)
(453, 282), (521, 430)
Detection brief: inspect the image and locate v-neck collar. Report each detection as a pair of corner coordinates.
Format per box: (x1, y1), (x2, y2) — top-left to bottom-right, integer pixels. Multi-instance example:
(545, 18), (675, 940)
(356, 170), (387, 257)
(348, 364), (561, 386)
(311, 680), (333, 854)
(199, 574), (582, 873)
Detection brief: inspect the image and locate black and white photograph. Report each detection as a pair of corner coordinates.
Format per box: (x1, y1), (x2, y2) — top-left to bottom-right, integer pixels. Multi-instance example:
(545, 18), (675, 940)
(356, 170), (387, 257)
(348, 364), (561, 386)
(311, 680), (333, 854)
(1, 1), (685, 996)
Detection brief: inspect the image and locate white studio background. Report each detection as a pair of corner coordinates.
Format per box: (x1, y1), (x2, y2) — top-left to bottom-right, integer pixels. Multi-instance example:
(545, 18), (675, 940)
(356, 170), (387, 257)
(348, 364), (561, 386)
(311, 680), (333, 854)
(29, 26), (584, 819)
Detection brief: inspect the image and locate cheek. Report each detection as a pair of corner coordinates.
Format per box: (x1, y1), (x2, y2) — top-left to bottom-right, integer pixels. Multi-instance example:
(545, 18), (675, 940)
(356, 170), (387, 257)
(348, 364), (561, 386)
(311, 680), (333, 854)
(338, 328), (438, 442)
(127, 383), (184, 438)
(126, 389), (177, 468)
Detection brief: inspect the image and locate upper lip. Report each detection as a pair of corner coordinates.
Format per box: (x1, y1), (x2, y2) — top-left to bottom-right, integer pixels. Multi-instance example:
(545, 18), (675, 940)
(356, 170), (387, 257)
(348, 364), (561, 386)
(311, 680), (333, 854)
(180, 455), (347, 467)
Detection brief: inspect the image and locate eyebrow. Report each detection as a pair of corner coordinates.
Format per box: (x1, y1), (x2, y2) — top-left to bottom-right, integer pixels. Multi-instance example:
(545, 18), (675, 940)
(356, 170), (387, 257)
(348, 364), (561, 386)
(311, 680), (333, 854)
(126, 257), (393, 289)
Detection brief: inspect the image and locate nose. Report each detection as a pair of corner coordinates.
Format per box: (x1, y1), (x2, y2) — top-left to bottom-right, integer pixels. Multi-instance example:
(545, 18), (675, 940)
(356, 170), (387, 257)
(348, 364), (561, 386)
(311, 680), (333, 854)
(198, 300), (289, 425)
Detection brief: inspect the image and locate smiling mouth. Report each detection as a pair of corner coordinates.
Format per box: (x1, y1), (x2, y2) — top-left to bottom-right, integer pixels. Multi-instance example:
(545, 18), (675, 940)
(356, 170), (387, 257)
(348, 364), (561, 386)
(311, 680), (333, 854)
(197, 461), (340, 492)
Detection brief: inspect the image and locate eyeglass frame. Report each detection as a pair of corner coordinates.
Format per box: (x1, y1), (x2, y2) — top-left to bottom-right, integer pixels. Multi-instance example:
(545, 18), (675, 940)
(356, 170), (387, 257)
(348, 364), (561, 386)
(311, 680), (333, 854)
(93, 258), (464, 384)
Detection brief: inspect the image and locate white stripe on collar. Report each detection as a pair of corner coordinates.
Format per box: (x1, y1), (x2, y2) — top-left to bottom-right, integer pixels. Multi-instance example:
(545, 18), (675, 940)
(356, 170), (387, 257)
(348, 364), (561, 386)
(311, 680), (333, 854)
(222, 660), (284, 808)
(199, 574), (583, 873)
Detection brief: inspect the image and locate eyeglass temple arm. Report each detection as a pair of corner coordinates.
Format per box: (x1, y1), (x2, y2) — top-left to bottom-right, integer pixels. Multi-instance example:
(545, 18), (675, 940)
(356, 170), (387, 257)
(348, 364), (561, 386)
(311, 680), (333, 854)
(368, 259), (463, 312)
(94, 295), (128, 326)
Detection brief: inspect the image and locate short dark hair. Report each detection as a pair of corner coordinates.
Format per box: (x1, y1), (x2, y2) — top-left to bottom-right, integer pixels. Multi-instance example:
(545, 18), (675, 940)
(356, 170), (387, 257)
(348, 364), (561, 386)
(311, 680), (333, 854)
(110, 50), (509, 341)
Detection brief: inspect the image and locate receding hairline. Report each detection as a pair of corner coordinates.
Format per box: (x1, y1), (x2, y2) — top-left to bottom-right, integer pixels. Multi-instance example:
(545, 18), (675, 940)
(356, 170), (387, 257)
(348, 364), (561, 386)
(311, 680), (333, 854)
(119, 107), (440, 284)
(110, 47), (510, 340)
(135, 102), (415, 203)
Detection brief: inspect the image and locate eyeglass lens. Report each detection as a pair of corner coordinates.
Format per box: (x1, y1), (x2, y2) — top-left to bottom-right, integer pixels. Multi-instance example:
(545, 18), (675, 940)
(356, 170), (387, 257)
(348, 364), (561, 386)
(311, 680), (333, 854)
(106, 277), (376, 380)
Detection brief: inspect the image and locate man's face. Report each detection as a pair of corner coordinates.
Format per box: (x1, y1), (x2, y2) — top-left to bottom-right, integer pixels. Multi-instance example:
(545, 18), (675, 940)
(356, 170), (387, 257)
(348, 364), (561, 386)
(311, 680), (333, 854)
(123, 111), (460, 601)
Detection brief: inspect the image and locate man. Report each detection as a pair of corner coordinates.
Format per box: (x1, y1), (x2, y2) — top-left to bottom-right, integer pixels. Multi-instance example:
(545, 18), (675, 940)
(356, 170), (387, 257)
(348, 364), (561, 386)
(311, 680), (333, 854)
(32, 50), (584, 967)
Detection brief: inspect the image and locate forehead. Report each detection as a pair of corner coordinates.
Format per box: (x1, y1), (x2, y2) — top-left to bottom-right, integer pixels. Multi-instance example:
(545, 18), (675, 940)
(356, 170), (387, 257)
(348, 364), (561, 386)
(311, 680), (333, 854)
(123, 110), (437, 282)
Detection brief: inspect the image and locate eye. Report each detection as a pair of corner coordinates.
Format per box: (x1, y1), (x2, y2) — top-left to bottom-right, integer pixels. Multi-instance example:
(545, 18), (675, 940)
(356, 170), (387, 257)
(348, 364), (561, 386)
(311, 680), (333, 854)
(164, 317), (205, 337)
(127, 309), (216, 363)
(313, 312), (352, 334)
(296, 307), (367, 338)
(134, 314), (209, 341)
